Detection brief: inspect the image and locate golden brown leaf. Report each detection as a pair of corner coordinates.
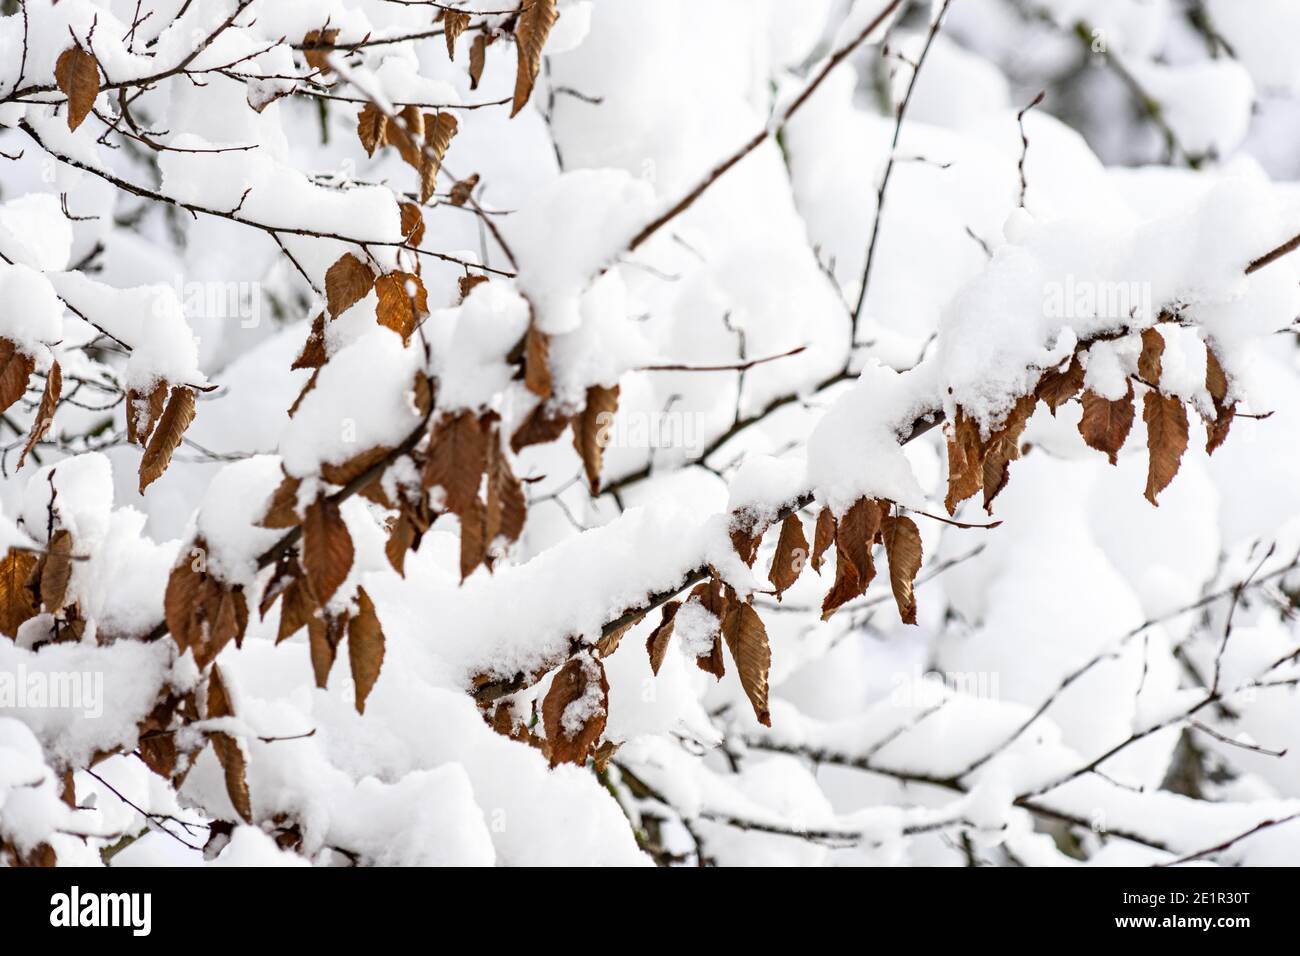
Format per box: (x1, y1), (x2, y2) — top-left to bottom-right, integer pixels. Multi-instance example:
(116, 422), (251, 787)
(645, 600), (680, 676)
(485, 440), (526, 546)
(207, 666), (253, 823)
(524, 322), (552, 399)
(302, 28), (339, 74)
(443, 10), (471, 59)
(450, 173), (480, 206)
(165, 544), (249, 668)
(291, 312), (328, 371)
(423, 411), (488, 515)
(18, 362), (60, 469)
(511, 0), (558, 117)
(981, 395), (1034, 513)
(374, 272), (428, 343)
(418, 111), (459, 203)
(879, 513), (922, 625)
(259, 474), (302, 529)
(721, 602), (771, 726)
(357, 103), (387, 157)
(320, 445), (391, 487)
(399, 202), (425, 247)
(836, 498), (882, 584)
(1143, 390), (1189, 506)
(459, 494), (487, 581)
(1036, 355), (1084, 415)
(301, 497), (354, 603)
(1138, 328), (1165, 385)
(944, 410), (983, 515)
(276, 575), (318, 644)
(138, 387), (196, 493)
(541, 654), (608, 767)
(688, 579), (728, 679)
(308, 611), (347, 689)
(1078, 383), (1136, 466)
(510, 402), (569, 452)
(730, 519), (763, 568)
(768, 513), (809, 599)
(384, 511), (416, 576)
(55, 46), (100, 132)
(458, 274), (489, 302)
(811, 507), (835, 573)
(348, 588), (384, 714)
(325, 253), (375, 318)
(0, 338), (35, 416)
(469, 34), (493, 89)
(1206, 346), (1229, 407)
(572, 383), (619, 494)
(386, 105), (426, 170)
(39, 530), (73, 612)
(0, 549), (39, 638)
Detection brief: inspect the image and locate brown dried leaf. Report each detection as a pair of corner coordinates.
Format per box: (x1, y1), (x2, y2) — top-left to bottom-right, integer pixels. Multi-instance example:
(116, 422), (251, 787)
(424, 411), (488, 515)
(730, 519), (763, 568)
(459, 274), (489, 302)
(320, 445), (391, 487)
(485, 440), (526, 546)
(880, 514), (923, 625)
(836, 498), (882, 584)
(276, 575), (318, 644)
(511, 401), (569, 452)
(1143, 391), (1189, 506)
(444, 10), (472, 59)
(1138, 328), (1165, 386)
(450, 173), (480, 206)
(165, 544), (249, 668)
(1205, 403), (1235, 456)
(386, 105), (426, 170)
(944, 410), (982, 515)
(308, 611), (347, 689)
(459, 494), (488, 581)
(572, 383), (619, 494)
(541, 654), (608, 767)
(0, 549), (39, 638)
(1036, 355), (1084, 415)
(259, 474), (302, 529)
(375, 272), (428, 343)
(721, 602), (771, 726)
(470, 33), (494, 89)
(291, 312), (328, 371)
(55, 46), (99, 132)
(524, 322), (552, 399)
(982, 395), (1034, 513)
(139, 387), (196, 493)
(418, 112), (459, 203)
(512, 0), (558, 117)
(348, 588), (385, 714)
(207, 666), (252, 823)
(302, 28), (340, 74)
(1078, 383), (1136, 466)
(0, 338), (35, 416)
(125, 384), (168, 446)
(768, 513), (809, 599)
(688, 579), (728, 679)
(39, 530), (73, 612)
(357, 103), (387, 157)
(399, 202), (425, 247)
(301, 497), (354, 604)
(1206, 346), (1229, 407)
(325, 253), (375, 318)
(646, 600), (680, 676)
(811, 507), (835, 574)
(18, 362), (60, 469)
(384, 512), (416, 576)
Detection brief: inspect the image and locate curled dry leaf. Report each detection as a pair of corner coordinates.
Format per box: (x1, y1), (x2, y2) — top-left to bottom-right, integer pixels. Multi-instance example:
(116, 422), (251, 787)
(302, 28), (340, 74)
(206, 666), (253, 823)
(1078, 382), (1136, 466)
(880, 513), (923, 625)
(944, 410), (983, 515)
(820, 499), (881, 620)
(981, 395), (1034, 513)
(375, 272), (428, 343)
(138, 387), (196, 493)
(419, 112), (459, 203)
(125, 383), (168, 445)
(0, 549), (39, 638)
(276, 575), (318, 644)
(301, 497), (355, 604)
(541, 654), (609, 768)
(469, 33), (493, 89)
(729, 518), (764, 568)
(424, 411), (489, 515)
(485, 438), (526, 547)
(443, 10), (472, 59)
(308, 610), (348, 689)
(689, 578), (728, 679)
(510, 401), (569, 452)
(524, 322), (552, 399)
(325, 253), (375, 318)
(399, 202), (425, 246)
(811, 507), (835, 573)
(164, 542), (250, 668)
(320, 444), (391, 487)
(511, 0), (559, 117)
(1204, 346), (1235, 455)
(357, 103), (387, 157)
(459, 274), (489, 302)
(259, 474), (302, 529)
(38, 530), (74, 612)
(1138, 328), (1165, 386)
(1143, 390), (1189, 506)
(291, 313), (327, 371)
(55, 46), (100, 132)
(0, 338), (35, 416)
(646, 600), (680, 676)
(722, 601), (771, 727)
(459, 494), (488, 581)
(450, 173), (480, 206)
(18, 361), (60, 469)
(348, 588), (385, 714)
(1035, 355), (1084, 415)
(386, 105), (426, 170)
(572, 383), (619, 494)
(768, 512), (809, 599)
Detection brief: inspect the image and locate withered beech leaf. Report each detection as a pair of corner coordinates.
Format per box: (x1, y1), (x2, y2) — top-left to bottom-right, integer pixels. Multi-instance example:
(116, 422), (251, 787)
(1143, 391), (1189, 506)
(291, 312), (327, 371)
(1206, 346), (1229, 406)
(1036, 355), (1084, 415)
(511, 401), (569, 452)
(206, 666), (253, 823)
(837, 498), (882, 584)
(459, 274), (489, 302)
(1204, 345), (1234, 456)
(424, 411), (488, 515)
(572, 384), (619, 494)
(880, 514), (923, 625)
(688, 579), (728, 679)
(125, 384), (168, 446)
(259, 474), (302, 529)
(524, 322), (552, 399)
(399, 202), (425, 247)
(302, 28), (340, 74)
(444, 10), (471, 59)
(301, 497), (354, 604)
(385, 105), (425, 170)
(811, 508), (835, 574)
(511, 0), (558, 117)
(469, 34), (493, 89)
(375, 272), (428, 343)
(276, 576), (318, 644)
(459, 494), (488, 582)
(1078, 382), (1136, 466)
(982, 395), (1035, 514)
(165, 541), (249, 668)
(55, 46), (100, 132)
(0, 549), (39, 638)
(325, 253), (375, 318)
(944, 410), (983, 515)
(729, 518), (763, 568)
(320, 445), (391, 488)
(0, 338), (35, 416)
(18, 362), (60, 469)
(1138, 328), (1165, 386)
(357, 103), (387, 157)
(541, 654), (609, 768)
(39, 530), (74, 612)
(419, 112), (459, 203)
(309, 611), (348, 689)
(768, 513), (809, 599)
(450, 173), (480, 206)
(139, 387), (196, 493)
(646, 600), (680, 677)
(348, 588), (385, 714)
(485, 439), (526, 547)
(721, 602), (771, 727)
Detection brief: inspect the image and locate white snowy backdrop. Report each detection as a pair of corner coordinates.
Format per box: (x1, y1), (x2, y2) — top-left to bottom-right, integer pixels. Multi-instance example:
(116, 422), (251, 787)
(2, 0), (1300, 866)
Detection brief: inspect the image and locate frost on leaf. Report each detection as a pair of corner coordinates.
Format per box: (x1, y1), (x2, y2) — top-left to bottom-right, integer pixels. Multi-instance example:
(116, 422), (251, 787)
(1078, 382), (1136, 466)
(542, 653), (608, 768)
(511, 0), (558, 117)
(572, 384), (619, 494)
(1143, 391), (1189, 506)
(206, 666), (253, 823)
(880, 513), (923, 625)
(139, 387), (196, 493)
(722, 601), (771, 726)
(55, 46), (100, 132)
